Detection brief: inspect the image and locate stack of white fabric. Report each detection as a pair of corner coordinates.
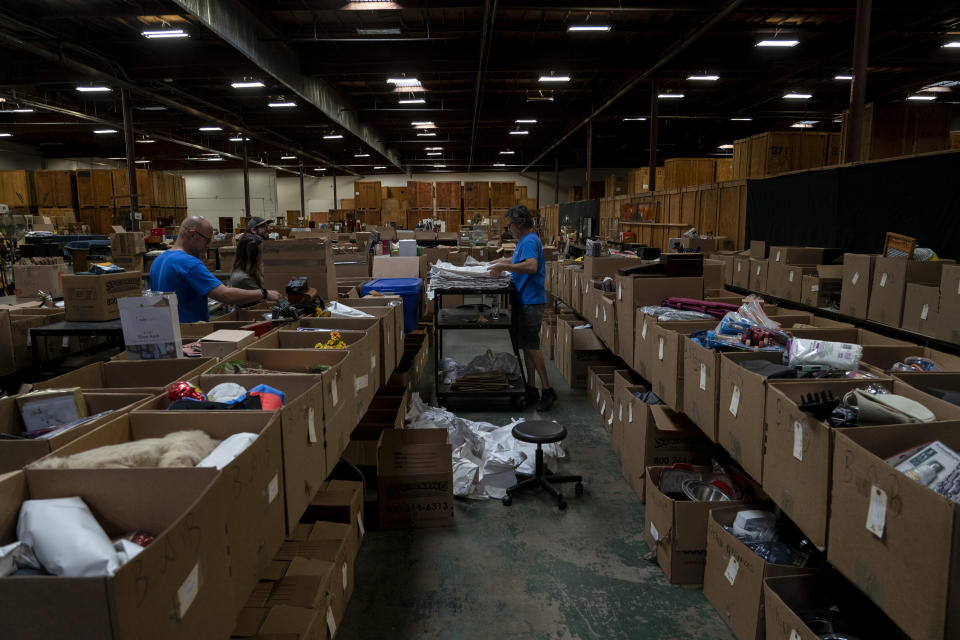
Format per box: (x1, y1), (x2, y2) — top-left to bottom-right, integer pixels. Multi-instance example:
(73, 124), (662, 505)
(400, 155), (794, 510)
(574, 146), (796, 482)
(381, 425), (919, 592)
(427, 259), (512, 300)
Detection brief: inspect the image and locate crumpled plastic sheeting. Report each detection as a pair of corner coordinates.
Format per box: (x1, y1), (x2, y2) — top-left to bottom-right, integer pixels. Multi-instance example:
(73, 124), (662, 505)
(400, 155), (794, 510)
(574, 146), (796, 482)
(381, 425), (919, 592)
(405, 393), (565, 499)
(639, 306), (715, 321)
(326, 301), (375, 318)
(439, 350), (520, 385)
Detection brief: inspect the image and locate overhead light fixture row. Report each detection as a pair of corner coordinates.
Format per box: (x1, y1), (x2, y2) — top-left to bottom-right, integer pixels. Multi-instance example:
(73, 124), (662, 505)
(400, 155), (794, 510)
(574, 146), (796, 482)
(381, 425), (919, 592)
(231, 81), (265, 88)
(142, 29), (188, 39)
(399, 98), (426, 104)
(783, 93), (812, 99)
(756, 40), (798, 47)
(76, 86), (112, 93)
(323, 134), (344, 139)
(568, 25), (611, 32)
(687, 75), (719, 81)
(539, 75), (570, 83)
(268, 101), (296, 108)
(199, 126), (222, 131)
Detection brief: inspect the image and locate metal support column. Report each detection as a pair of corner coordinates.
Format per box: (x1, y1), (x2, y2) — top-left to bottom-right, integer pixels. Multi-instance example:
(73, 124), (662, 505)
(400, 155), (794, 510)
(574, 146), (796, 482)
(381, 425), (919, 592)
(299, 160), (306, 224)
(844, 0), (872, 163)
(648, 79), (659, 192)
(554, 154), (559, 205)
(585, 119), (593, 200)
(332, 165), (338, 210)
(119, 88), (139, 227)
(242, 137), (251, 218)
(535, 170), (540, 209)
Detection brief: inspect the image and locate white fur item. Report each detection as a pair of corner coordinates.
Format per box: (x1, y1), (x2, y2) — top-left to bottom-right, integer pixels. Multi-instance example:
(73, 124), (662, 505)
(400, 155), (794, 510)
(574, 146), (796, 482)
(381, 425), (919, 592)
(30, 430), (220, 470)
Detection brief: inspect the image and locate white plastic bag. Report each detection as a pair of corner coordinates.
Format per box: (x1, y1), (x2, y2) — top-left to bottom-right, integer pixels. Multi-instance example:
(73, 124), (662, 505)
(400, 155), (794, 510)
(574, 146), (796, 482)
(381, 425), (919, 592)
(788, 338), (863, 370)
(18, 497), (121, 577)
(326, 301), (374, 318)
(196, 432), (259, 469)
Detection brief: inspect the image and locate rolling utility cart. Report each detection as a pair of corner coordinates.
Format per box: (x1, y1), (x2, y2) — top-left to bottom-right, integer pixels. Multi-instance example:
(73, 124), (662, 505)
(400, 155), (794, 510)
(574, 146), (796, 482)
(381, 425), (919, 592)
(433, 286), (529, 410)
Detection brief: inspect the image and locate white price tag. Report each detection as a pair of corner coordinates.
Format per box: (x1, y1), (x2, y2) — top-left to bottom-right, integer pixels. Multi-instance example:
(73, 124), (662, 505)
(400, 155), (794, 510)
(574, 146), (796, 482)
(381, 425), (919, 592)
(649, 521), (659, 542)
(729, 386), (741, 417)
(595, 304), (599, 319)
(921, 304), (929, 320)
(26, 334), (31, 347)
(737, 263), (742, 273)
(957, 280), (960, 296)
(342, 564), (348, 591)
(618, 282), (623, 301)
(852, 271), (860, 285)
(788, 271), (794, 282)
(789, 630), (802, 640)
(596, 391), (601, 404)
(602, 308), (607, 323)
(357, 512), (365, 536)
(307, 408), (318, 443)
(866, 485), (888, 539)
(658, 338), (664, 361)
(608, 413), (614, 426)
(176, 564), (200, 619)
(267, 474), (279, 504)
(61, 335), (70, 348)
(641, 320), (648, 339)
(619, 404), (623, 421)
(793, 421), (805, 461)
(699, 364), (707, 391)
(371, 354), (377, 371)
(331, 378), (339, 407)
(724, 556), (740, 586)
(326, 606), (337, 637)
(776, 250), (782, 262)
(355, 374), (369, 392)
(628, 404), (633, 423)
(601, 401), (606, 414)
(880, 273), (888, 288)
(756, 265), (761, 276)
(811, 285), (819, 292)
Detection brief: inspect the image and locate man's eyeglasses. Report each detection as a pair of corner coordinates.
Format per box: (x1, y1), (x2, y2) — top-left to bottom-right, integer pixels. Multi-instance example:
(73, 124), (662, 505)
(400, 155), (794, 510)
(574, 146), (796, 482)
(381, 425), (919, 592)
(194, 229), (212, 244)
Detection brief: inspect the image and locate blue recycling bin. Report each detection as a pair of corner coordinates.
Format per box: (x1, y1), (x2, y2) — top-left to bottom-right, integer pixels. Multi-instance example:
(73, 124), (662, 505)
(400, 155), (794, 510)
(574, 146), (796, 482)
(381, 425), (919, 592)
(361, 278), (424, 334)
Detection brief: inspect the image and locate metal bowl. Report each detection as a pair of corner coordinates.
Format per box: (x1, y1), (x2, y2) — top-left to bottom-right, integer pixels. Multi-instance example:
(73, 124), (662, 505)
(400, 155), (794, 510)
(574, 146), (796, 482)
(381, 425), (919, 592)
(681, 479), (732, 502)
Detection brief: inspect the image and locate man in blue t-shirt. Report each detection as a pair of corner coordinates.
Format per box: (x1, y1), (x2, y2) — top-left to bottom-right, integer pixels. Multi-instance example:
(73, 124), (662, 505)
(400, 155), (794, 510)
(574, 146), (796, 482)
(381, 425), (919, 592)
(150, 216), (281, 322)
(488, 205), (556, 411)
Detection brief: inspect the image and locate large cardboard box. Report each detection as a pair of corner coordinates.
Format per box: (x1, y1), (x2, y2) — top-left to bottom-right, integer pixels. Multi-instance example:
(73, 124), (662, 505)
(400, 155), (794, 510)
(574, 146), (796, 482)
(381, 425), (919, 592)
(0, 467), (233, 640)
(733, 255), (751, 289)
(867, 256), (946, 327)
(300, 316), (392, 386)
(683, 337), (724, 440)
(763, 379), (960, 549)
(261, 239), (337, 303)
(839, 253), (876, 318)
(198, 329), (258, 359)
(767, 246), (840, 267)
(644, 464), (760, 584)
(53, 410), (285, 616)
(613, 275), (703, 365)
(302, 479), (364, 548)
(748, 258), (768, 293)
(377, 429), (453, 529)
(0, 391), (153, 473)
(556, 317), (614, 388)
(828, 421), (960, 640)
(800, 265), (843, 308)
(703, 506), (823, 640)
(33, 357), (216, 392)
(13, 262), (68, 298)
(339, 301), (404, 364)
(62, 271), (142, 321)
(767, 261), (817, 302)
(861, 346), (960, 373)
(935, 263), (960, 343)
(582, 255), (638, 282)
(647, 320), (720, 412)
(900, 282), (940, 335)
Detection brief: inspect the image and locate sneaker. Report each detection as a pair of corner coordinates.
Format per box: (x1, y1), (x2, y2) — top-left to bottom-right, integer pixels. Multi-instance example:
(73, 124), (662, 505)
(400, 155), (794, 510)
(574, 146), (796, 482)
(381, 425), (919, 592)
(525, 387), (540, 404)
(538, 388), (558, 412)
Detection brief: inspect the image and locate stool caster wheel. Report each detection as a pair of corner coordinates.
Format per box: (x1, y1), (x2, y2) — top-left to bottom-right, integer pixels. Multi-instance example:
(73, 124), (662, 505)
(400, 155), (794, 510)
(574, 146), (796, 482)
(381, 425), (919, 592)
(512, 396), (527, 410)
(558, 499), (567, 510)
(575, 482), (584, 497)
(502, 495), (513, 506)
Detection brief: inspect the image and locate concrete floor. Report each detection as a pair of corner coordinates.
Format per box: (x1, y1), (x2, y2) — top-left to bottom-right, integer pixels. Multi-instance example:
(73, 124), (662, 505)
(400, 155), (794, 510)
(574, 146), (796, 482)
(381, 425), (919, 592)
(338, 327), (734, 640)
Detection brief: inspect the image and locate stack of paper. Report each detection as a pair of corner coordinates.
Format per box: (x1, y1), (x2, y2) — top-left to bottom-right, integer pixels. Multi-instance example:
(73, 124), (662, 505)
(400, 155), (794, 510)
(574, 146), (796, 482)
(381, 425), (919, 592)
(427, 259), (511, 299)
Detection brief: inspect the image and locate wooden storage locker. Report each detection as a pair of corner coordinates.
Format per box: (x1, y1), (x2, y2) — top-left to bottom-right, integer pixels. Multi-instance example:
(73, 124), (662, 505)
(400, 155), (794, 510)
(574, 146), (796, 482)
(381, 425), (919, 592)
(716, 180), (747, 250)
(952, 131), (960, 149)
(604, 175), (627, 197)
(175, 176), (187, 208)
(439, 210), (460, 233)
(340, 198), (356, 210)
(567, 186), (583, 202)
(664, 189), (682, 224)
(514, 185), (528, 202)
(663, 158), (717, 189)
(111, 169), (153, 207)
(490, 182), (516, 208)
(354, 181), (382, 209)
(406, 181), (433, 208)
(732, 138), (751, 179)
(679, 187), (699, 227)
(358, 210), (381, 226)
(715, 159), (734, 182)
(463, 181), (489, 210)
(78, 206), (114, 234)
(435, 181), (461, 209)
(626, 167), (666, 192)
(33, 170), (74, 208)
(695, 184), (720, 236)
(827, 132), (842, 166)
(748, 131), (829, 177)
(76, 170), (114, 207)
(0, 170), (37, 208)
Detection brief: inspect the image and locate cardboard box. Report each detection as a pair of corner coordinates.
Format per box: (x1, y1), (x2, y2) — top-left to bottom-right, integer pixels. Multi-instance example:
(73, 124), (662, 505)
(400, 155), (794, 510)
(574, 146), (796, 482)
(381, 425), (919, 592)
(680, 236), (733, 253)
(748, 258), (768, 293)
(828, 421), (960, 640)
(582, 255), (638, 282)
(62, 271), (142, 321)
(936, 263), (960, 343)
(118, 294), (183, 360)
(749, 240), (766, 259)
(767, 246), (840, 267)
(867, 256), (946, 327)
(13, 262), (68, 298)
(261, 239), (336, 303)
(300, 316), (392, 386)
(839, 253), (876, 318)
(301, 479), (365, 548)
(197, 329), (258, 359)
(713, 253), (737, 286)
(647, 320), (721, 412)
(110, 254), (144, 273)
(610, 370), (639, 457)
(584, 288), (617, 352)
(556, 317), (615, 388)
(339, 301), (404, 364)
(901, 282), (940, 335)
(702, 259), (724, 291)
(0, 467), (233, 639)
(733, 255), (751, 289)
(644, 464), (760, 584)
(109, 231), (146, 255)
(704, 506), (823, 640)
(861, 346), (960, 373)
(767, 261), (817, 301)
(614, 275), (703, 366)
(682, 337), (723, 440)
(377, 429), (453, 529)
(371, 255), (420, 279)
(33, 357), (216, 392)
(800, 266), (843, 307)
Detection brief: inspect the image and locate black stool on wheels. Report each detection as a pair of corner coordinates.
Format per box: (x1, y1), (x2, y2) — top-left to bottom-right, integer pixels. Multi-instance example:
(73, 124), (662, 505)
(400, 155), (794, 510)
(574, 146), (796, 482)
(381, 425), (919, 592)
(502, 420), (583, 510)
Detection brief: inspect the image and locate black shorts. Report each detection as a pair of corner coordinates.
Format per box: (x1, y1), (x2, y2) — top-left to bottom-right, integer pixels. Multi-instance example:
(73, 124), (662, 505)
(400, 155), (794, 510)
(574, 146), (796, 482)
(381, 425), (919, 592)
(515, 303), (545, 350)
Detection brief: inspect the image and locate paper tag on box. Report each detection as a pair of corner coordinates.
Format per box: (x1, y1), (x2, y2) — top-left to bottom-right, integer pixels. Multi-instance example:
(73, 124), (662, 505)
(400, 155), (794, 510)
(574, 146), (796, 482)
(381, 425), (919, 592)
(26, 334), (31, 347)
(788, 271), (794, 282)
(355, 374), (369, 392)
(921, 304), (929, 320)
(331, 378), (339, 407)
(737, 263), (742, 273)
(596, 391), (601, 404)
(789, 630), (801, 640)
(793, 421), (805, 461)
(729, 386), (741, 417)
(866, 485), (887, 539)
(327, 606), (337, 637)
(608, 413), (614, 426)
(61, 335), (70, 348)
(595, 304), (599, 319)
(177, 563), (200, 619)
(880, 273), (888, 288)
(641, 320), (648, 339)
(756, 265), (761, 275)
(699, 364), (707, 391)
(852, 271), (859, 285)
(658, 338), (664, 361)
(619, 404), (623, 421)
(358, 512), (365, 536)
(371, 354), (377, 371)
(603, 308), (607, 323)
(724, 556), (739, 585)
(811, 285), (819, 292)
(601, 401), (606, 414)
(649, 521), (659, 542)
(267, 474), (279, 504)
(628, 404), (633, 423)
(776, 250), (782, 262)
(342, 564), (348, 591)
(618, 282), (622, 300)
(307, 408), (318, 443)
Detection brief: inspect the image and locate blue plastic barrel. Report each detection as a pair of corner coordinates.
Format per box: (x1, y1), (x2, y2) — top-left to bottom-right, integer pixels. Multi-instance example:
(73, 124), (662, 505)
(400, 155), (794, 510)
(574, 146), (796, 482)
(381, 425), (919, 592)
(361, 278), (424, 333)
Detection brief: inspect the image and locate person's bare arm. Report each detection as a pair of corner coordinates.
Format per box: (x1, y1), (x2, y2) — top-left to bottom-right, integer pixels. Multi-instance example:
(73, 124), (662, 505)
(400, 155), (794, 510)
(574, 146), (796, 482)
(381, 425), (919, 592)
(488, 257), (538, 276)
(207, 284), (281, 305)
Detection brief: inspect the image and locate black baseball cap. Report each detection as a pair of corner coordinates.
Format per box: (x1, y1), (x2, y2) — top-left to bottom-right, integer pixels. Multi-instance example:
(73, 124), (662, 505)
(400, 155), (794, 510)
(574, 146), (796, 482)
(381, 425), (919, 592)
(248, 217), (271, 231)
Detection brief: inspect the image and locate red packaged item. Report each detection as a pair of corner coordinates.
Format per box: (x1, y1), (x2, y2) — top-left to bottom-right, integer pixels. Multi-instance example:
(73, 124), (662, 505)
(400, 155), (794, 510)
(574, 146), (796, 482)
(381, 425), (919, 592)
(168, 381), (206, 402)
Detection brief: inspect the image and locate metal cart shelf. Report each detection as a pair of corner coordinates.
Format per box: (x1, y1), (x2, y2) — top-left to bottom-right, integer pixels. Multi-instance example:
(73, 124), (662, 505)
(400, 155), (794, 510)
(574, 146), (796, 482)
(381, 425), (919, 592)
(433, 286), (529, 409)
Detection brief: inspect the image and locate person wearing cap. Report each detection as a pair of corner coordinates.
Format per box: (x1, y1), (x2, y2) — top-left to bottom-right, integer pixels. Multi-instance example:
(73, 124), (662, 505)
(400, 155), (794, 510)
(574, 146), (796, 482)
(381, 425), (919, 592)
(151, 216), (281, 323)
(248, 216), (272, 239)
(487, 205), (556, 411)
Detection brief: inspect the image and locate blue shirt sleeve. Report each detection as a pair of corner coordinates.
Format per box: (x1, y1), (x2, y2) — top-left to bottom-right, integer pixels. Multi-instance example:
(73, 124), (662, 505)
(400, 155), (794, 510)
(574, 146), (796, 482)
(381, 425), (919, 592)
(513, 234), (540, 263)
(183, 257), (222, 297)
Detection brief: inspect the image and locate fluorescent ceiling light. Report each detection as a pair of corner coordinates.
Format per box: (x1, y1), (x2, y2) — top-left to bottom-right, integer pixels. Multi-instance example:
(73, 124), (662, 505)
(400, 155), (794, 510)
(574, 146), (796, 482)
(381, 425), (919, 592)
(374, 166), (387, 169)
(281, 155), (296, 159)
(199, 126), (222, 131)
(687, 75), (719, 81)
(730, 117), (753, 121)
(6, 108), (34, 113)
(756, 40), (798, 47)
(568, 25), (611, 32)
(424, 146), (443, 150)
(136, 138), (156, 143)
(93, 129), (118, 134)
(623, 117), (647, 121)
(499, 151), (515, 155)
(323, 134), (344, 139)
(0, 133), (12, 137)
(142, 29), (188, 39)
(268, 101), (296, 107)
(433, 164), (446, 168)
(314, 168), (327, 171)
(510, 130), (529, 135)
(718, 144), (734, 150)
(516, 119), (537, 124)
(76, 86), (112, 93)
(411, 121), (434, 126)
(358, 28), (401, 35)
(834, 75), (853, 80)
(527, 94), (554, 102)
(387, 78), (420, 86)
(493, 163), (505, 167)
(942, 42), (960, 48)
(907, 94), (936, 100)
(416, 132), (436, 137)
(790, 121), (817, 128)
(399, 98), (426, 104)
(539, 75), (570, 82)
(135, 160), (151, 163)
(658, 93), (684, 99)
(229, 136), (250, 142)
(231, 81), (265, 88)
(833, 119), (843, 123)
(427, 152), (442, 156)
(355, 153), (370, 157)
(783, 93), (812, 99)
(201, 153), (221, 156)
(136, 106), (167, 111)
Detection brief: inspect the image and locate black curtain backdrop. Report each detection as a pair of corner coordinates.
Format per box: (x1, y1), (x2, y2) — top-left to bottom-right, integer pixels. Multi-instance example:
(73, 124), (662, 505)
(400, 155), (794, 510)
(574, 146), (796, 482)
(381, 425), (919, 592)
(746, 151), (960, 257)
(559, 199), (600, 234)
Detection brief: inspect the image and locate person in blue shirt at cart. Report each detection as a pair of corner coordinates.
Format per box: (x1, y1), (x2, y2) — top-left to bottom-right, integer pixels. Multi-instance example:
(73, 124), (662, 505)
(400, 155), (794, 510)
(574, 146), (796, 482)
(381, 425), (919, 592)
(488, 205), (556, 411)
(150, 216), (281, 323)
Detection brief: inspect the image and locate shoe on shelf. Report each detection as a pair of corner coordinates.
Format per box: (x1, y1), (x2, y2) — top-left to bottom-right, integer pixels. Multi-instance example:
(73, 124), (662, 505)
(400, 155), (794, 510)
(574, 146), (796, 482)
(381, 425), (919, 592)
(538, 388), (557, 411)
(525, 386), (540, 404)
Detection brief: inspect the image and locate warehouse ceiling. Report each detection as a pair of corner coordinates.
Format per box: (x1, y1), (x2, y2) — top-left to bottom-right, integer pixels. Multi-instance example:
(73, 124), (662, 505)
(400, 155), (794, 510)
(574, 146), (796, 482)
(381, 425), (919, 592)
(0, 0), (957, 177)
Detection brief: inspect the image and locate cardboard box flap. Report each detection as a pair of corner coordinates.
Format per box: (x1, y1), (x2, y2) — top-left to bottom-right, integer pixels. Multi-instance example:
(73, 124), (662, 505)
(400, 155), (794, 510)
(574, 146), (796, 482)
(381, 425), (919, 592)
(815, 264), (844, 279)
(200, 329), (257, 343)
(649, 405), (702, 434)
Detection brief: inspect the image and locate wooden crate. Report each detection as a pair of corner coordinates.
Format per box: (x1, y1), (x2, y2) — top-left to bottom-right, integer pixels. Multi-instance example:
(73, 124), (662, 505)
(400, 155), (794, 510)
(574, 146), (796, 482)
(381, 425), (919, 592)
(663, 158), (717, 189)
(663, 189), (682, 224)
(604, 175), (627, 197)
(841, 102), (952, 161)
(439, 210), (461, 233)
(695, 184), (720, 236)
(353, 181), (382, 209)
(827, 132), (842, 166)
(33, 170), (74, 208)
(626, 167), (665, 193)
(748, 131), (829, 177)
(435, 181), (461, 209)
(952, 131), (960, 150)
(715, 159), (734, 182)
(539, 204), (559, 242)
(732, 138), (751, 179)
(514, 185), (528, 202)
(77, 206), (114, 234)
(619, 222), (689, 252)
(0, 170), (36, 208)
(679, 187), (699, 227)
(340, 198), (356, 210)
(567, 185), (584, 202)
(76, 170), (114, 207)
(358, 209), (381, 226)
(716, 180), (747, 250)
(463, 181), (489, 210)
(174, 175), (187, 208)
(111, 169), (153, 207)
(490, 182), (516, 208)
(518, 198), (537, 211)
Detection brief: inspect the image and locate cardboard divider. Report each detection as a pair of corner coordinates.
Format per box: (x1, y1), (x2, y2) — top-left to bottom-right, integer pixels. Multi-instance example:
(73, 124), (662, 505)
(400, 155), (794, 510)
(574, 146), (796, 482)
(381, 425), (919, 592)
(859, 345), (960, 373)
(647, 320), (719, 411)
(299, 316), (392, 386)
(338, 301), (404, 363)
(32, 358), (217, 393)
(556, 317), (615, 388)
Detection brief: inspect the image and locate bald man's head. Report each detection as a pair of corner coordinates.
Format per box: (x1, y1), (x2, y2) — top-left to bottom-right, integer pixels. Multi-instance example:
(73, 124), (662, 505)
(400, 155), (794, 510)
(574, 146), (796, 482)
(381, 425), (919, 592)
(175, 215), (213, 258)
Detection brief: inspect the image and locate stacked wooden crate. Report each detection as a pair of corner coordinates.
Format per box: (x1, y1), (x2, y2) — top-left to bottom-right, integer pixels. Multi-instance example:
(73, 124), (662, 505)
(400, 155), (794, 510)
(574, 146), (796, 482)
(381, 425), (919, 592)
(539, 204), (559, 243)
(463, 181), (489, 233)
(405, 180), (433, 228)
(663, 158), (718, 189)
(353, 180), (382, 227)
(434, 181), (461, 232)
(0, 170), (37, 211)
(625, 167), (665, 194)
(149, 171), (187, 226)
(76, 169), (116, 233)
(840, 102), (952, 161)
(380, 185), (407, 227)
(732, 131), (839, 179)
(604, 175), (627, 197)
(490, 181), (515, 220)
